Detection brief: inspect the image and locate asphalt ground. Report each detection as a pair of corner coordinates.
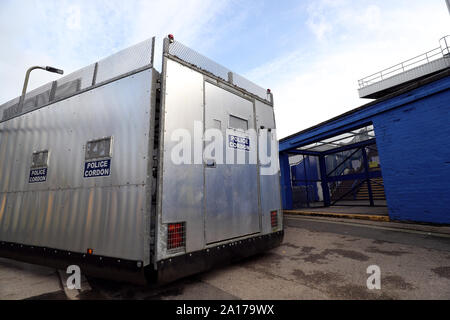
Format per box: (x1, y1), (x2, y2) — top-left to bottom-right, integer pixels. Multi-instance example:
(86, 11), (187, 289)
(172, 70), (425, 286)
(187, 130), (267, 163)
(1, 215), (449, 300)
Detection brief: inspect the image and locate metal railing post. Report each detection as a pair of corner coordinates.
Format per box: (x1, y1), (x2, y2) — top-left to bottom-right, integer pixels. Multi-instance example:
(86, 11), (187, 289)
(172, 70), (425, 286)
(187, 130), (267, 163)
(358, 35), (449, 89)
(319, 156), (331, 207)
(362, 147), (374, 206)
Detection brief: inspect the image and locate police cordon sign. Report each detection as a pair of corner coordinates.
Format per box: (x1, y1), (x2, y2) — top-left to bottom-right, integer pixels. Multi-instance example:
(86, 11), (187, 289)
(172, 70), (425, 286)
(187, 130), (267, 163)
(84, 159), (111, 178)
(29, 167), (47, 183)
(228, 135), (250, 152)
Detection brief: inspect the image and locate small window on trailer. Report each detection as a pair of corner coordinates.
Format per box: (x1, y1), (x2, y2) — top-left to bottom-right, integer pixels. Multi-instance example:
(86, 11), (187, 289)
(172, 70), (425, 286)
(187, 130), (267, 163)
(229, 114), (248, 131)
(85, 137), (112, 160)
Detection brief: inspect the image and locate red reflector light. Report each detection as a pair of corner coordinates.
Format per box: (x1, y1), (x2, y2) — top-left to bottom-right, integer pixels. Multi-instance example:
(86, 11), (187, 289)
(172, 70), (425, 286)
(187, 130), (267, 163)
(271, 211), (278, 228)
(168, 222), (185, 250)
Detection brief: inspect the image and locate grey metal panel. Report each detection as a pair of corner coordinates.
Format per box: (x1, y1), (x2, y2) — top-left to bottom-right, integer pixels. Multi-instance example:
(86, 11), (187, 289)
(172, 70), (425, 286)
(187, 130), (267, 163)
(157, 56), (280, 260)
(56, 63), (95, 92)
(24, 82), (54, 102)
(0, 69), (155, 263)
(22, 97), (36, 112)
(96, 38), (154, 84)
(157, 58), (205, 260)
(0, 97), (20, 117)
(54, 79), (81, 100)
(1, 83), (53, 120)
(168, 40), (229, 81)
(255, 100), (275, 129)
(0, 186), (146, 261)
(35, 90), (51, 109)
(204, 82), (260, 244)
(166, 39), (270, 103)
(232, 72), (269, 101)
(0, 37), (155, 123)
(255, 100), (282, 234)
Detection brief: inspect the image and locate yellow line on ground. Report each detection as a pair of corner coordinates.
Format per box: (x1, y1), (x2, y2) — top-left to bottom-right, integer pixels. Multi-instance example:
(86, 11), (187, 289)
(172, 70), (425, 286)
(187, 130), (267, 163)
(283, 210), (390, 222)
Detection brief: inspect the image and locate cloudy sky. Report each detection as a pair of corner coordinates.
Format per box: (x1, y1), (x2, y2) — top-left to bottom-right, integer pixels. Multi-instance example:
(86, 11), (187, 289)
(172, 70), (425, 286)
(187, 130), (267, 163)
(0, 0), (449, 138)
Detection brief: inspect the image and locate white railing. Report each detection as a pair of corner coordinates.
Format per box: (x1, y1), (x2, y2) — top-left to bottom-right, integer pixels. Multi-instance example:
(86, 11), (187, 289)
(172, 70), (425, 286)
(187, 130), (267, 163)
(358, 35), (450, 89)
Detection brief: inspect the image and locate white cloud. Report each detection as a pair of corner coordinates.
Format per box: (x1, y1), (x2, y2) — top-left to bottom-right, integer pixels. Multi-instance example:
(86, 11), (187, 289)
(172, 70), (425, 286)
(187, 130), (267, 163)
(0, 0), (233, 103)
(246, 0), (450, 138)
(66, 5), (81, 30)
(0, 0), (448, 142)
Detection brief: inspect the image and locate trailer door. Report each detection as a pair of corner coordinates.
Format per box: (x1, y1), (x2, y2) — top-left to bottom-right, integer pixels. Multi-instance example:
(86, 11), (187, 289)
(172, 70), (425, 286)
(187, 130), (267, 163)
(204, 82), (260, 244)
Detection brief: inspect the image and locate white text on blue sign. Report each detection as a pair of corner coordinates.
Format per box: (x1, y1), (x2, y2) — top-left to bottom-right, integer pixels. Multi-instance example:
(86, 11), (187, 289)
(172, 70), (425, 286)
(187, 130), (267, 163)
(228, 135), (250, 152)
(84, 159), (111, 178)
(29, 168), (47, 183)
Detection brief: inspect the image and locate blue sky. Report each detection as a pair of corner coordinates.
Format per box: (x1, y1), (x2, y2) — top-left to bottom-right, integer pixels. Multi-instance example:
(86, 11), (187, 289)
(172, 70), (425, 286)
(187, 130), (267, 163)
(0, 0), (449, 137)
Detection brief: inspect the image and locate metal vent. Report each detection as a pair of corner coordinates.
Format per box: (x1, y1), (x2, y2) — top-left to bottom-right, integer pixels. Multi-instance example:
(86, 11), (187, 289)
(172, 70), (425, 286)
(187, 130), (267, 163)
(96, 38), (154, 84)
(165, 38), (270, 102)
(167, 222), (186, 251)
(271, 210), (278, 228)
(54, 79), (81, 100)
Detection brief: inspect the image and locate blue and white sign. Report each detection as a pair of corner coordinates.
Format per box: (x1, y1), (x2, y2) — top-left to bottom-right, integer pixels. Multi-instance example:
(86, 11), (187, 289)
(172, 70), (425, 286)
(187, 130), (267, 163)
(29, 167), (47, 183)
(228, 135), (250, 152)
(84, 159), (111, 178)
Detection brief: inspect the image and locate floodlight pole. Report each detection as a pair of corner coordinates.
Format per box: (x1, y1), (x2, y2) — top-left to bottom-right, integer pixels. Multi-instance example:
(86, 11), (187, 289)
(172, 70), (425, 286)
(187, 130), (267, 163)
(19, 66), (64, 111)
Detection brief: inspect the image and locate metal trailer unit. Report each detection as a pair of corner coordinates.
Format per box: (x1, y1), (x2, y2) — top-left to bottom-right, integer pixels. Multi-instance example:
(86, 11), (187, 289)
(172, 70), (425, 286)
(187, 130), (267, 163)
(0, 36), (283, 284)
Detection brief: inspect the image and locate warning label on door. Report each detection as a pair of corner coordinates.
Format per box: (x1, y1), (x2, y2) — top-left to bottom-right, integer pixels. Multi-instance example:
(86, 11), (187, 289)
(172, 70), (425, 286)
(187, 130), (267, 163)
(228, 135), (250, 151)
(84, 159), (111, 178)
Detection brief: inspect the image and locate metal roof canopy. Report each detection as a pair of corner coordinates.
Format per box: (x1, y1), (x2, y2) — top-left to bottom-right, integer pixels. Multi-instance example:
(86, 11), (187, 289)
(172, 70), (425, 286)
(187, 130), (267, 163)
(294, 124), (375, 154)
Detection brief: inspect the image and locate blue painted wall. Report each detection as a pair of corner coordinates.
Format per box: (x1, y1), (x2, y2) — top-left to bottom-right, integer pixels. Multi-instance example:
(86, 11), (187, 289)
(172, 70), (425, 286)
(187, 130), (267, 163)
(291, 157), (320, 201)
(372, 86), (450, 224)
(279, 153), (292, 210)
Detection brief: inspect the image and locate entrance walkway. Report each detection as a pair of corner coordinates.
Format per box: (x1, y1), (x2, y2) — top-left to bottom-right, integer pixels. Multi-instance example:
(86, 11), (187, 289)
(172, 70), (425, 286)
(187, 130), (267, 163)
(285, 205), (389, 222)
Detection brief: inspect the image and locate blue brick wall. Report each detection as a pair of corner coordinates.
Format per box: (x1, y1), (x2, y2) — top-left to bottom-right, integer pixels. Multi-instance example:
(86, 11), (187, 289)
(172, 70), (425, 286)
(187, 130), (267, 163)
(373, 87), (450, 224)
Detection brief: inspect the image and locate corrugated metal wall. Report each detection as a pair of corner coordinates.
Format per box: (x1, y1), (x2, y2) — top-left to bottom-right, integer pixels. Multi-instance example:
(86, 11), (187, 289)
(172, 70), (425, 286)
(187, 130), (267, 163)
(0, 69), (155, 262)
